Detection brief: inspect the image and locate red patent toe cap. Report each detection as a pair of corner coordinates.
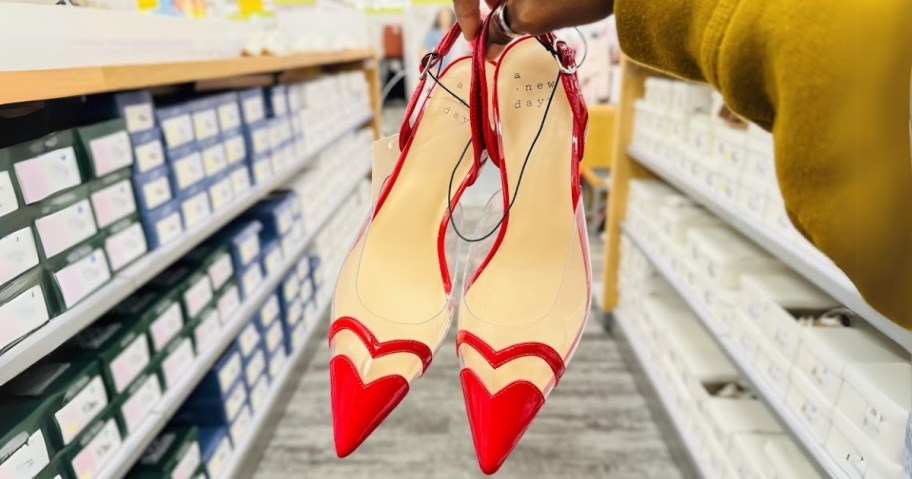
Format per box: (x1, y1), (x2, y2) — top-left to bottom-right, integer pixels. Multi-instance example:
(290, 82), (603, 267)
(330, 355), (410, 457)
(460, 369), (545, 475)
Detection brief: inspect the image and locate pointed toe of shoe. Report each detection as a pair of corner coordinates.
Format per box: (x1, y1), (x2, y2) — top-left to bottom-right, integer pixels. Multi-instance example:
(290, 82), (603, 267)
(330, 355), (410, 457)
(459, 369), (545, 474)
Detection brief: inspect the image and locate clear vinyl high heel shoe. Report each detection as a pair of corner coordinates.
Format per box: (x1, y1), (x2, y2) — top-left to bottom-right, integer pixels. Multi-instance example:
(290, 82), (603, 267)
(455, 16), (591, 475)
(328, 24), (492, 457)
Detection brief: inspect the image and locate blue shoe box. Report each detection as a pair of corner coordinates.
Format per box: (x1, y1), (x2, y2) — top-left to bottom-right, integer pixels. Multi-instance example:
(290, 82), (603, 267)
(130, 127), (166, 176)
(167, 144), (206, 195)
(212, 220), (262, 272)
(206, 171), (234, 213)
(133, 164), (173, 213)
(236, 320), (261, 361)
(198, 427), (232, 477)
(156, 103), (195, 150)
(190, 97), (221, 144)
(255, 294), (281, 333)
(249, 152), (273, 185)
(241, 342), (266, 391)
(264, 85), (288, 119)
(228, 164), (252, 197)
(199, 137), (229, 179)
(260, 239), (282, 277)
(173, 376), (247, 426)
(179, 183), (212, 231)
(86, 90), (156, 134)
(141, 200), (184, 249)
(243, 120), (271, 158)
(213, 92), (242, 133)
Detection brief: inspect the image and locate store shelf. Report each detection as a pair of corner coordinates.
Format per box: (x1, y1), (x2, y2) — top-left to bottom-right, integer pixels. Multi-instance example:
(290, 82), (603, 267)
(0, 113), (373, 388)
(96, 156), (369, 479)
(0, 49), (375, 106)
(628, 145), (912, 353)
(613, 309), (716, 479)
(621, 223), (848, 479)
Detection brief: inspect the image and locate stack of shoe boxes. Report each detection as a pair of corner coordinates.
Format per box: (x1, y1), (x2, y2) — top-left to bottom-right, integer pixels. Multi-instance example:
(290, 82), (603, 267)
(0, 109), (147, 352)
(129, 426), (204, 478)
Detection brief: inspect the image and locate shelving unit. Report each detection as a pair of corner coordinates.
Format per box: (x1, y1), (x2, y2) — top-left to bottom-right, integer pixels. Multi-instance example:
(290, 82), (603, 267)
(622, 223), (846, 478)
(628, 145), (912, 352)
(0, 49), (373, 106)
(0, 113), (373, 388)
(96, 157), (370, 479)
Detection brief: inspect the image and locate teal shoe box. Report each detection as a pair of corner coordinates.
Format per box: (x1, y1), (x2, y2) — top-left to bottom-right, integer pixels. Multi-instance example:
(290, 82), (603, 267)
(33, 183), (97, 261)
(75, 119), (134, 179)
(0, 399), (57, 478)
(147, 265), (214, 322)
(89, 169), (137, 230)
(180, 243), (235, 293)
(58, 404), (125, 479)
(188, 305), (222, 355)
(157, 332), (197, 390)
(112, 365), (163, 436)
(1, 129), (84, 207)
(215, 281), (241, 323)
(0, 206), (41, 290)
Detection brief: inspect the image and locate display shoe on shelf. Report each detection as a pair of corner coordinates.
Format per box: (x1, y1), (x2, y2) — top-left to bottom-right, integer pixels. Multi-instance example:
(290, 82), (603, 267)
(455, 19), (591, 475)
(328, 24), (493, 458)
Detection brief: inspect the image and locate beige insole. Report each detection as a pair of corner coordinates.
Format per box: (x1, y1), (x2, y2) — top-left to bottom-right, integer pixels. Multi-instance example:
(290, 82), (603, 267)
(333, 58), (489, 384)
(460, 39), (590, 394)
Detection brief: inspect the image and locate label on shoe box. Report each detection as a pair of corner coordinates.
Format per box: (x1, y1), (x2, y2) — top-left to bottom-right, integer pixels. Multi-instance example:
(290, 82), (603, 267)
(286, 300), (303, 328)
(248, 375), (269, 412)
(162, 338), (195, 388)
(54, 375), (108, 445)
(206, 435), (231, 479)
(218, 103), (242, 132)
(216, 285), (240, 323)
(172, 151), (205, 191)
(237, 234), (260, 267)
(207, 176), (233, 211)
(139, 173), (173, 212)
(161, 115), (194, 150)
(91, 180), (136, 229)
(276, 210), (293, 236)
(229, 166), (251, 195)
(265, 321), (283, 353)
(192, 110), (219, 142)
(15, 147), (81, 205)
(291, 321), (307, 350)
(124, 104), (155, 134)
(268, 348), (286, 381)
(0, 227), (39, 287)
(229, 406), (252, 445)
(109, 333), (151, 394)
(70, 418), (121, 479)
(237, 323), (260, 358)
(193, 309), (221, 353)
(224, 136), (246, 166)
(183, 273), (213, 320)
(280, 236), (296, 260)
(36, 199), (97, 259)
(0, 429), (49, 478)
(240, 264), (263, 298)
(104, 221), (147, 272)
(53, 248), (111, 308)
(153, 206), (183, 247)
(150, 302), (183, 352)
(0, 286), (50, 351)
(207, 253), (233, 291)
(0, 171), (19, 218)
(252, 157), (272, 184)
(201, 143), (228, 177)
(121, 374), (162, 433)
(245, 349), (265, 386)
(299, 280), (313, 303)
(217, 353), (242, 393)
(180, 189), (211, 230)
(282, 276), (299, 304)
(134, 138), (165, 174)
(260, 295), (279, 328)
(224, 381), (247, 421)
(263, 245), (282, 275)
(89, 131), (133, 177)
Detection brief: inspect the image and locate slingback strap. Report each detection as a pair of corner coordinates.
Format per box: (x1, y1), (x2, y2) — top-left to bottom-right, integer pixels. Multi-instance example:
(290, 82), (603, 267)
(398, 23), (464, 151)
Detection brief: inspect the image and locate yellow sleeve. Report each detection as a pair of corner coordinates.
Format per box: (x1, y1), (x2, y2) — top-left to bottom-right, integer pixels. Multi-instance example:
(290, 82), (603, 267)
(615, 0), (912, 328)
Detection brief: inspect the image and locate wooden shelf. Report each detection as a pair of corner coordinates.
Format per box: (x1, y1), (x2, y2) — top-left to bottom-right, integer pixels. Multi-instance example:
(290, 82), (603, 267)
(0, 49), (374, 105)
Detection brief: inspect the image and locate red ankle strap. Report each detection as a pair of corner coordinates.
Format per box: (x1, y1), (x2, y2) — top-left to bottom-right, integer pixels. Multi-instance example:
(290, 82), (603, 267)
(398, 23), (463, 150)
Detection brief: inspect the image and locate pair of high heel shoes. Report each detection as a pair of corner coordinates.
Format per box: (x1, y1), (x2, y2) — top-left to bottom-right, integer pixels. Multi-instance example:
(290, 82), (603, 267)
(330, 16), (590, 475)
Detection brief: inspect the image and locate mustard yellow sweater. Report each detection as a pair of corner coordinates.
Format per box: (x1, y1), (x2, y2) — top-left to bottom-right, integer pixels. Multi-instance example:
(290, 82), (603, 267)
(616, 0), (912, 329)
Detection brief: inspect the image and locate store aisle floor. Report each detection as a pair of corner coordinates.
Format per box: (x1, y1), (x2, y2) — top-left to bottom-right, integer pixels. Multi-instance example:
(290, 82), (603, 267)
(247, 104), (685, 478)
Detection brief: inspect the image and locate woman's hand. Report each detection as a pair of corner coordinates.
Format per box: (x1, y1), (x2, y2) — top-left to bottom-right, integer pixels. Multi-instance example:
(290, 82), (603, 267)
(453, 0), (615, 43)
